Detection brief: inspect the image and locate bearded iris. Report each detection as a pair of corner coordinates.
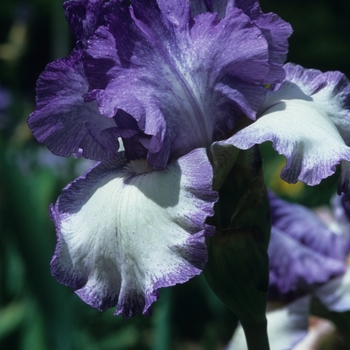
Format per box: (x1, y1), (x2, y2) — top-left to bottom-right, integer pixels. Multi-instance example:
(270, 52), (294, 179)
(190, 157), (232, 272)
(230, 64), (350, 197)
(28, 0), (350, 327)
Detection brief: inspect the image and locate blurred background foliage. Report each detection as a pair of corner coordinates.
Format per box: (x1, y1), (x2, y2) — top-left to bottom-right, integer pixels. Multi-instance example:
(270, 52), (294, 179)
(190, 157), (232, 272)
(0, 0), (349, 349)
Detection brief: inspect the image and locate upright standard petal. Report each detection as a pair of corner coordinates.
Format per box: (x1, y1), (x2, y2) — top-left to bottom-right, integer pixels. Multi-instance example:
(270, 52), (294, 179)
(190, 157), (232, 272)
(229, 63), (350, 191)
(50, 148), (218, 318)
(229, 0), (292, 82)
(64, 0), (105, 46)
(28, 49), (127, 161)
(83, 0), (291, 168)
(189, 0), (292, 83)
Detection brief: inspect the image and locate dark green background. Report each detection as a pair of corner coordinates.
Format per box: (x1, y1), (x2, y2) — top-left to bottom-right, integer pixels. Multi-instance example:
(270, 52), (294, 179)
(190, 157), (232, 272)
(0, 1), (349, 349)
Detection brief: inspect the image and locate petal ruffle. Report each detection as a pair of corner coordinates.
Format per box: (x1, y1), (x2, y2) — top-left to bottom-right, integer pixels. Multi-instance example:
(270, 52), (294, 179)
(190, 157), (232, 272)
(268, 193), (348, 301)
(83, 0), (290, 168)
(64, 0), (105, 46)
(189, 0), (292, 82)
(268, 228), (346, 301)
(229, 63), (350, 188)
(231, 0), (292, 83)
(269, 192), (349, 261)
(28, 49), (124, 160)
(50, 148), (218, 318)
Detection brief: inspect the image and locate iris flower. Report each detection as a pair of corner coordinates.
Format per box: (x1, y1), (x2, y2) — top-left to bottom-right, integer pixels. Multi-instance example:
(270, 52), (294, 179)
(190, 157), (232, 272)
(229, 64), (350, 197)
(228, 193), (350, 350)
(28, 0), (350, 322)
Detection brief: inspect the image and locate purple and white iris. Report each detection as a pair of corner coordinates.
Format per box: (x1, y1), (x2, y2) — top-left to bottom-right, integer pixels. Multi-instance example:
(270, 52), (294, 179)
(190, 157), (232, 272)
(28, 0), (350, 319)
(230, 64), (350, 196)
(228, 193), (350, 350)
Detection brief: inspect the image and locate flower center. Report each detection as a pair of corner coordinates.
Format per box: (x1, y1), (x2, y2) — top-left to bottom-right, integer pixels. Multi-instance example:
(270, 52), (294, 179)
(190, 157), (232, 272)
(124, 159), (153, 175)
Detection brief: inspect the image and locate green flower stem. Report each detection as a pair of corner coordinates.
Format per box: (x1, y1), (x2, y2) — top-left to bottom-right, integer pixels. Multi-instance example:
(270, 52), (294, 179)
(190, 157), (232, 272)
(205, 146), (271, 349)
(242, 320), (270, 350)
(241, 320), (270, 350)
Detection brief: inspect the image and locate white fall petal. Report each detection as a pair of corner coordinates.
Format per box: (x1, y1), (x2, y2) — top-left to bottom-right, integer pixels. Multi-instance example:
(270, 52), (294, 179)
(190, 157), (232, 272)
(229, 63), (350, 192)
(50, 148), (218, 318)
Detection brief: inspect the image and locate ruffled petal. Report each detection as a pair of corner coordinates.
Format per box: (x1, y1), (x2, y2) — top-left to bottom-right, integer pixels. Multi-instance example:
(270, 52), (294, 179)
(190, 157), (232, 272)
(64, 0), (105, 46)
(268, 228), (346, 301)
(83, 0), (290, 168)
(267, 193), (349, 302)
(227, 296), (310, 350)
(269, 192), (349, 261)
(189, 0), (292, 82)
(28, 50), (124, 160)
(229, 0), (292, 82)
(229, 63), (350, 188)
(50, 148), (218, 318)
